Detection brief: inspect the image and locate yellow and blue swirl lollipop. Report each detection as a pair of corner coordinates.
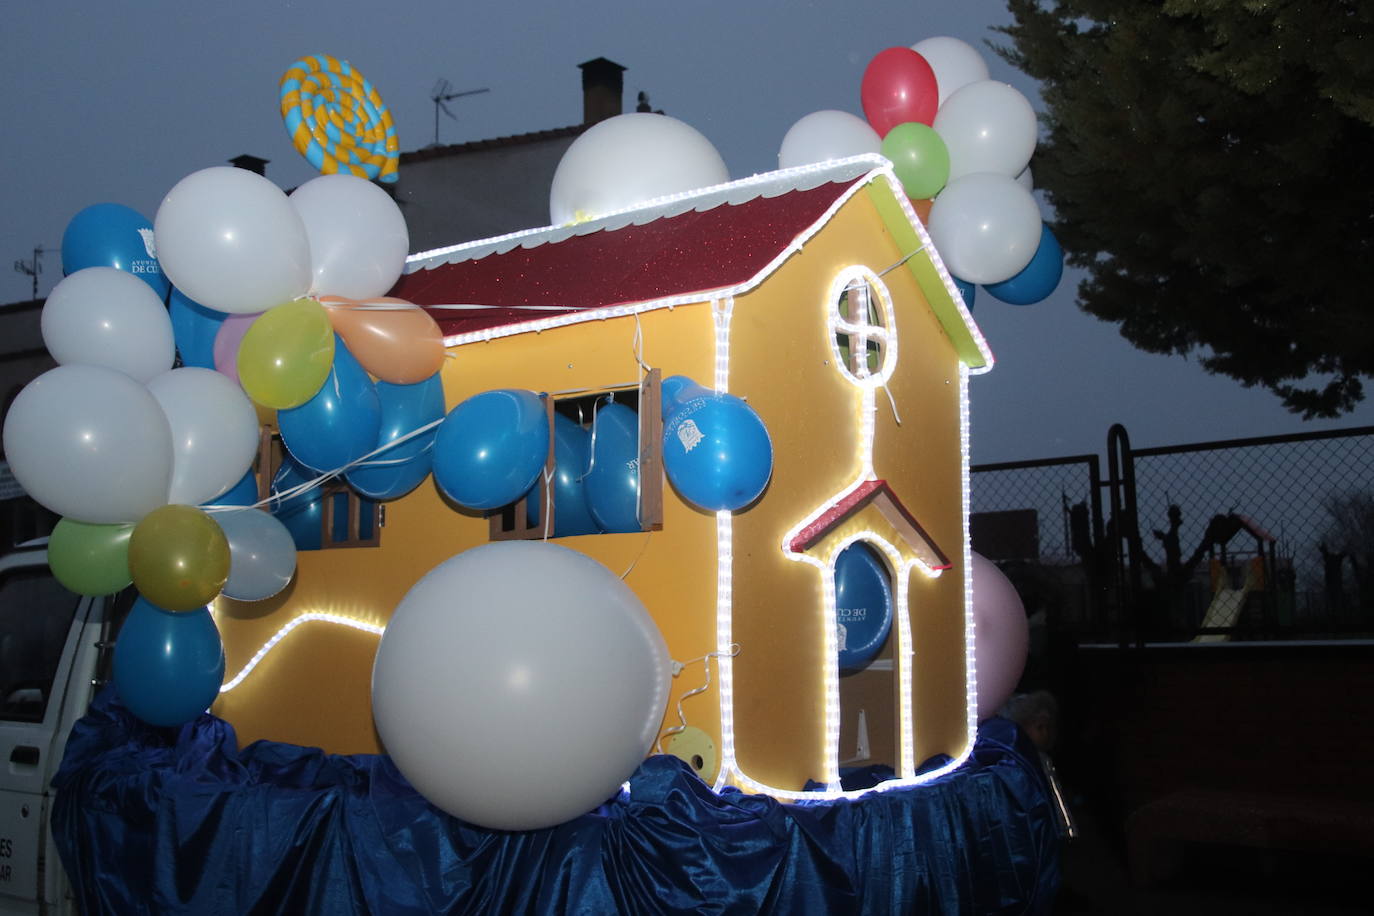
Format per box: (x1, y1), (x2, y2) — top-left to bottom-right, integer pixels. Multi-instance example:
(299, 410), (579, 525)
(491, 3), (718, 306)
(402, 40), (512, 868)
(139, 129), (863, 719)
(280, 55), (398, 183)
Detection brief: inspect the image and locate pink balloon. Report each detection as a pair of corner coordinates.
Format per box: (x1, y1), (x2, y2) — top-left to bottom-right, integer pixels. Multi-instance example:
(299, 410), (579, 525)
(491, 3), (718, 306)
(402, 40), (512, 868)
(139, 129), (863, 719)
(970, 552), (1030, 721)
(212, 312), (261, 385)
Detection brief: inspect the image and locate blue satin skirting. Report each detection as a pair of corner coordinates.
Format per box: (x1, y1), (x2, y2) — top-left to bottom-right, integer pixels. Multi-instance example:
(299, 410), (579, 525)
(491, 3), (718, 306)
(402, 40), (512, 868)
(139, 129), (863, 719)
(53, 689), (1059, 914)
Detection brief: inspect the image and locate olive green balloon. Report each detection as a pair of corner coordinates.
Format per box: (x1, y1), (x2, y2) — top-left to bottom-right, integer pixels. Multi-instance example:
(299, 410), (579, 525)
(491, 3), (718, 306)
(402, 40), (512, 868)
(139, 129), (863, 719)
(236, 297), (335, 409)
(128, 504), (230, 611)
(47, 518), (134, 596)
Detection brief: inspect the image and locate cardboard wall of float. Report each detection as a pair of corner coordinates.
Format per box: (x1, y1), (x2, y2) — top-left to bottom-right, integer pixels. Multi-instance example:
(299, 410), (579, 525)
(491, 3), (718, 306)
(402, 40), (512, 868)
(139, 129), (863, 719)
(212, 182), (975, 794)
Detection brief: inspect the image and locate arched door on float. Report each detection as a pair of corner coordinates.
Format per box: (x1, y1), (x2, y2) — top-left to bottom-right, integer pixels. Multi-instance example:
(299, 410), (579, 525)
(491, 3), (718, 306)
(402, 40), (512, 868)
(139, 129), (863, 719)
(834, 539), (897, 774)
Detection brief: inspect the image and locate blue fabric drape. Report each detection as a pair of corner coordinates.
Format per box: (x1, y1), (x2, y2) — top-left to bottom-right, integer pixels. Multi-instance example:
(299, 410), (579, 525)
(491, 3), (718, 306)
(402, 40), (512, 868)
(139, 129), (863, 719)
(53, 689), (1059, 914)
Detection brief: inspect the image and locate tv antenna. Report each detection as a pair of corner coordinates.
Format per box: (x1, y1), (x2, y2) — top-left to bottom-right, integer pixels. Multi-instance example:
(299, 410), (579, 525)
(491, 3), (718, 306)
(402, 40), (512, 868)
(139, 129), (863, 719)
(13, 245), (53, 300)
(431, 79), (490, 146)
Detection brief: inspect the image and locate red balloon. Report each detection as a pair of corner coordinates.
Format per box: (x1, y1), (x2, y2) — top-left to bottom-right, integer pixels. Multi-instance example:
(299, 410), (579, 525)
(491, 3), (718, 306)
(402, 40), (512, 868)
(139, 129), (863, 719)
(861, 47), (939, 136)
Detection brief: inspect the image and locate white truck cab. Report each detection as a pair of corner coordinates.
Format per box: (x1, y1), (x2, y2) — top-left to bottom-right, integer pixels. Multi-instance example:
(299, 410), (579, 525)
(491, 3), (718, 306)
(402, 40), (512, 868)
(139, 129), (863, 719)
(0, 542), (125, 916)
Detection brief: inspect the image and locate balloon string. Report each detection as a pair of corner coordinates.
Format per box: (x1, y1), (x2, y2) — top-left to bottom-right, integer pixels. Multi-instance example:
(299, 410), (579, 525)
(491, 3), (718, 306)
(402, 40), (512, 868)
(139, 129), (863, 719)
(877, 243), (929, 277)
(656, 644), (742, 754)
(619, 530), (653, 580)
(539, 465), (554, 541)
(881, 383), (902, 426)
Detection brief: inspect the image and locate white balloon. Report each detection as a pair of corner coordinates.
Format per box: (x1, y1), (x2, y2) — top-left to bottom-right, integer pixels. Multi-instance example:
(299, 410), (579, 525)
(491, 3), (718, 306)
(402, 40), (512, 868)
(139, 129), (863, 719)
(153, 167), (312, 315)
(213, 508), (297, 601)
(41, 267), (175, 383)
(372, 541), (672, 831)
(778, 110), (881, 169)
(933, 80), (1039, 181)
(288, 175), (409, 300)
(549, 113), (729, 225)
(146, 367), (260, 506)
(2, 364), (172, 523)
(928, 172), (1043, 285)
(912, 36), (991, 107)
(1015, 164), (1034, 191)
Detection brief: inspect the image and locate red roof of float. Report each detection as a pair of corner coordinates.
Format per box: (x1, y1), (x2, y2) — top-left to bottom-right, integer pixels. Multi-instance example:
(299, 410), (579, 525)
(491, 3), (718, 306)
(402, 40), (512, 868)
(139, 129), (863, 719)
(788, 479), (951, 571)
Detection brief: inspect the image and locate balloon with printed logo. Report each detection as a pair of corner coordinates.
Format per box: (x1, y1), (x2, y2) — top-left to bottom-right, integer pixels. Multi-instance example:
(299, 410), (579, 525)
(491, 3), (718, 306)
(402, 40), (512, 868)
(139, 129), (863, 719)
(236, 298), (335, 409)
(61, 203), (169, 299)
(911, 36), (990, 107)
(777, 110), (882, 169)
(146, 367), (260, 506)
(41, 267), (175, 383)
(168, 288), (224, 370)
(270, 455), (324, 551)
(278, 336), (381, 473)
(971, 551), (1030, 721)
(927, 172), (1042, 285)
(584, 399), (642, 533)
(322, 296), (446, 385)
(881, 122), (950, 200)
(153, 166), (311, 315)
(212, 508), (298, 602)
(660, 376), (773, 512)
(346, 372), (445, 501)
(113, 598), (224, 727)
(835, 541), (894, 673)
(861, 47), (939, 136)
(2, 364), (172, 524)
(933, 80), (1038, 182)
(527, 412), (600, 537)
(128, 504), (231, 611)
(47, 518), (134, 596)
(432, 389), (549, 511)
(289, 175), (409, 300)
(983, 223), (1064, 306)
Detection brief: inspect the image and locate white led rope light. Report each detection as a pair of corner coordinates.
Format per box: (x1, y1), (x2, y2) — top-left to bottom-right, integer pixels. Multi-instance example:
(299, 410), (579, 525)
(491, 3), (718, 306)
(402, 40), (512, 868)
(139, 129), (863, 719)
(217, 611), (385, 693)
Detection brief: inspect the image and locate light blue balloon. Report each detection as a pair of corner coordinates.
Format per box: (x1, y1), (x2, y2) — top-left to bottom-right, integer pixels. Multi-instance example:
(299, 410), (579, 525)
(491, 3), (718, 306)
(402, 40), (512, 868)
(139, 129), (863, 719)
(835, 542), (894, 674)
(61, 203), (169, 299)
(982, 223), (1063, 306)
(213, 508), (297, 601)
(168, 288), (225, 369)
(279, 335), (382, 474)
(584, 400), (642, 533)
(528, 412), (600, 536)
(347, 373), (445, 501)
(660, 375), (773, 512)
(113, 598), (224, 727)
(270, 455), (323, 551)
(432, 389), (549, 511)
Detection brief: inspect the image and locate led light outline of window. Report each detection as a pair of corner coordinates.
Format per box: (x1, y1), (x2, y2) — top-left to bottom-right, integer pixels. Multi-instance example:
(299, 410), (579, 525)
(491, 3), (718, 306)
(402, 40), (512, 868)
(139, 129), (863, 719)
(828, 266), (897, 388)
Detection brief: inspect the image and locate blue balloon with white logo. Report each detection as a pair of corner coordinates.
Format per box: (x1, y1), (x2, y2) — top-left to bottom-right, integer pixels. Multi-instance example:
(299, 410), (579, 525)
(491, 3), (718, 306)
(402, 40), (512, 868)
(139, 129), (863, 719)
(982, 223), (1063, 306)
(347, 372), (445, 501)
(433, 389), (549, 510)
(61, 203), (169, 299)
(527, 412), (600, 536)
(279, 335), (382, 474)
(835, 541), (894, 674)
(660, 375), (773, 512)
(169, 287), (225, 369)
(584, 399), (642, 532)
(113, 597), (224, 727)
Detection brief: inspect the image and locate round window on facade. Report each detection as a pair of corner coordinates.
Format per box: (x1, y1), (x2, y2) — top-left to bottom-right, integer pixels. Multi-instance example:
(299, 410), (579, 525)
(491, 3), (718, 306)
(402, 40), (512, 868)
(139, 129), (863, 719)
(828, 267), (896, 386)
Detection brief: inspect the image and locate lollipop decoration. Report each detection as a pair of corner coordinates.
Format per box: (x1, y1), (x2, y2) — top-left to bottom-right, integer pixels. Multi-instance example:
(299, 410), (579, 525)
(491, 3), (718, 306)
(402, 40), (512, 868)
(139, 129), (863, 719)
(279, 54), (399, 184)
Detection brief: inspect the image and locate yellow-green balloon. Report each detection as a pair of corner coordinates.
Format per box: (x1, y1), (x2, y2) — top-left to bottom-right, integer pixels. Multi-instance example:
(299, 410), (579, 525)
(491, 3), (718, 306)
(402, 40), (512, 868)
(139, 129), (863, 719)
(128, 504), (230, 611)
(236, 298), (335, 409)
(48, 518), (134, 596)
(882, 122), (950, 201)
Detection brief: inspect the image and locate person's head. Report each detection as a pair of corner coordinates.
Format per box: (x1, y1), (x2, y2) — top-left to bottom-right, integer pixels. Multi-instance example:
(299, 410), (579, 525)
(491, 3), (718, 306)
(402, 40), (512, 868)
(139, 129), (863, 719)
(1000, 690), (1058, 752)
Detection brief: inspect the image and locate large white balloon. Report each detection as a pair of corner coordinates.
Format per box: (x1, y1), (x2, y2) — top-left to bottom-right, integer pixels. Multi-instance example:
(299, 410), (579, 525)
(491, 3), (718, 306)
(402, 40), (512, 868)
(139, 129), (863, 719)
(970, 552), (1029, 721)
(927, 172), (1043, 285)
(2, 364), (172, 523)
(153, 167), (312, 315)
(912, 37), (991, 107)
(41, 267), (175, 383)
(777, 110), (882, 169)
(549, 113), (729, 225)
(146, 367), (260, 506)
(933, 80), (1039, 181)
(372, 541), (672, 831)
(288, 175), (409, 300)
(213, 508), (297, 601)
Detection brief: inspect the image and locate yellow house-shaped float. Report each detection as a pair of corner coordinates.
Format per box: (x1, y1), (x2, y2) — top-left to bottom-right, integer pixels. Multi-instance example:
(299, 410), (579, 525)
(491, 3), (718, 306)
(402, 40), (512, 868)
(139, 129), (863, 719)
(212, 155), (994, 798)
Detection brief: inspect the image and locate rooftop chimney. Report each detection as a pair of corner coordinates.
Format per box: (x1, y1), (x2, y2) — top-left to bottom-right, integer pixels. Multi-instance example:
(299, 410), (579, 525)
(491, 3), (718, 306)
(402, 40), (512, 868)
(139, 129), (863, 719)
(578, 58), (625, 126)
(229, 154), (268, 176)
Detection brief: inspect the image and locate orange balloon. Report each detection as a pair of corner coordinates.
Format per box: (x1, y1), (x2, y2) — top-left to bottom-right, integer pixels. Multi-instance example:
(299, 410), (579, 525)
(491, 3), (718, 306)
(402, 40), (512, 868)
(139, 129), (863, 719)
(321, 295), (446, 385)
(910, 197), (933, 225)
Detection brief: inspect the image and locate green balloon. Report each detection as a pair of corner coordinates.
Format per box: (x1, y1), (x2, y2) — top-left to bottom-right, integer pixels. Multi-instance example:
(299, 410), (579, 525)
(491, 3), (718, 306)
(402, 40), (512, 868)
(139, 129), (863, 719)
(48, 518), (134, 596)
(882, 122), (951, 201)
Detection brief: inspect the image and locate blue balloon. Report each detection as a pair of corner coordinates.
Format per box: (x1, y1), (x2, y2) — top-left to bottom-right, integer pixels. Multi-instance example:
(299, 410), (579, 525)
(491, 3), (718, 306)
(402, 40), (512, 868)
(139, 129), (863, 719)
(584, 400), (642, 533)
(112, 598), (225, 727)
(660, 375), (774, 512)
(835, 542), (894, 674)
(279, 336), (382, 474)
(951, 275), (976, 311)
(168, 287), (225, 369)
(210, 469), (259, 508)
(982, 223), (1063, 306)
(432, 389), (549, 510)
(270, 455), (323, 551)
(347, 373), (446, 501)
(61, 203), (169, 299)
(528, 412), (600, 536)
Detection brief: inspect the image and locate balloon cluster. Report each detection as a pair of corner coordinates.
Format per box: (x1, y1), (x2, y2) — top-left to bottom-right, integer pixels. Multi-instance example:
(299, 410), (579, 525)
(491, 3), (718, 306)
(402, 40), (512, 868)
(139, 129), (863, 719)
(778, 37), (1063, 308)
